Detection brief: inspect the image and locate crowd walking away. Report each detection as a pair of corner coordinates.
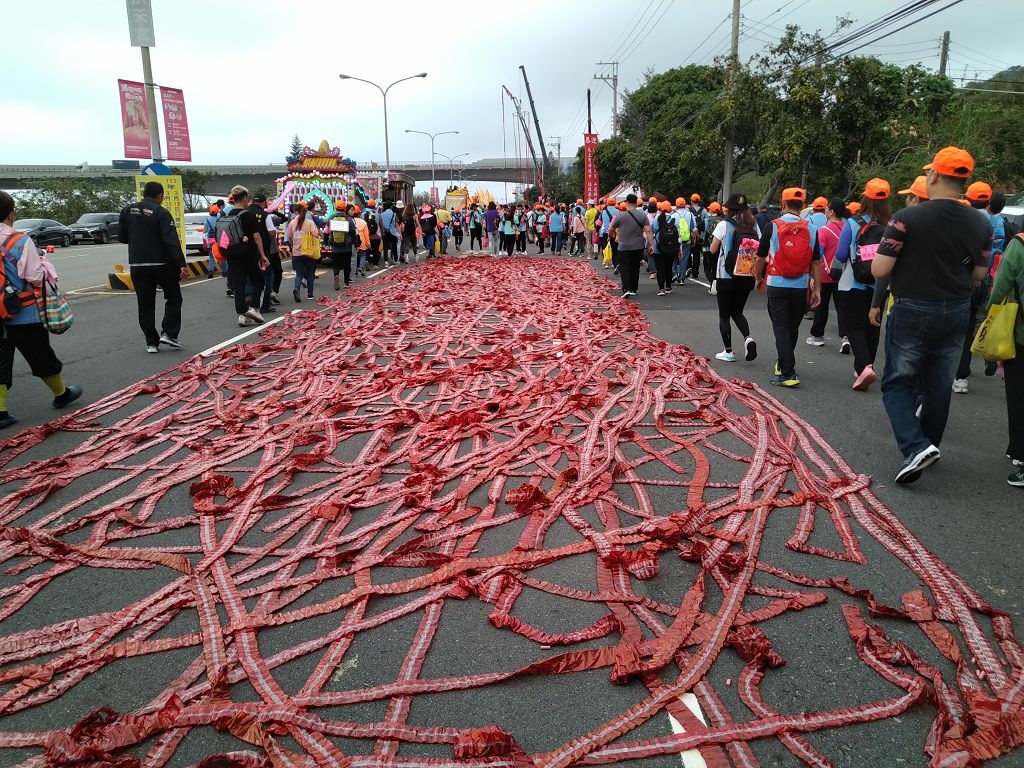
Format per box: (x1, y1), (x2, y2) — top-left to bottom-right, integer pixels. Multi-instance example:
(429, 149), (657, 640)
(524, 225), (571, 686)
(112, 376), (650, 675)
(32, 152), (1021, 489)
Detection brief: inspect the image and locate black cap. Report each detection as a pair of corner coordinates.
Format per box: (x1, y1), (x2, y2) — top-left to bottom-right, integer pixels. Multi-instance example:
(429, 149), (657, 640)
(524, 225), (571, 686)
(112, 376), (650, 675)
(252, 194), (267, 203)
(725, 193), (749, 212)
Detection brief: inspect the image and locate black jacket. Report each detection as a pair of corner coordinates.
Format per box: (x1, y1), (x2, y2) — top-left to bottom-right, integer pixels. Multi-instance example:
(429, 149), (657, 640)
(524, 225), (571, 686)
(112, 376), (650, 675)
(118, 198), (185, 268)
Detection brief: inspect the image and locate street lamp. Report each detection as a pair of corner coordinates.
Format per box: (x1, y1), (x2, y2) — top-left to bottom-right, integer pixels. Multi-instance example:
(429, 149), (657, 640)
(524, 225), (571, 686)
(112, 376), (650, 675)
(405, 129), (458, 205)
(435, 151), (470, 187)
(338, 72), (427, 169)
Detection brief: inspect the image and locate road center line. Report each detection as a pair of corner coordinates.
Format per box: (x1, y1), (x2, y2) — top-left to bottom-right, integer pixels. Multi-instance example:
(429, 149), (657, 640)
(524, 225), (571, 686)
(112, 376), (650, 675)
(198, 311), (297, 357)
(667, 693), (709, 768)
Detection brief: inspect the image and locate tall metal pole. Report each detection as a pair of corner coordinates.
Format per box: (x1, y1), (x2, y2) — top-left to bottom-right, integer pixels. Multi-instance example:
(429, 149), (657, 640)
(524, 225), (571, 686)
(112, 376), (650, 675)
(382, 95), (391, 169)
(722, 0), (741, 200)
(140, 46), (163, 162)
(939, 31), (950, 76)
(340, 73), (428, 169)
(595, 62), (619, 137)
(519, 66), (549, 175)
(405, 129), (457, 206)
(587, 88), (593, 134)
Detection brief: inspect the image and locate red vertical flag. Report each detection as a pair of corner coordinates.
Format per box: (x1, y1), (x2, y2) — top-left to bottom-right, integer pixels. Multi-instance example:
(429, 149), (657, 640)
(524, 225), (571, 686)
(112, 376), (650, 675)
(118, 79), (151, 159)
(160, 87), (192, 162)
(583, 133), (601, 202)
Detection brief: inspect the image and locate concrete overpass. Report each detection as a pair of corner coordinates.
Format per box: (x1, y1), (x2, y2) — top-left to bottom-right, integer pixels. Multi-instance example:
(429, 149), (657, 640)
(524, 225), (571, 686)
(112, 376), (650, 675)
(0, 158), (576, 190)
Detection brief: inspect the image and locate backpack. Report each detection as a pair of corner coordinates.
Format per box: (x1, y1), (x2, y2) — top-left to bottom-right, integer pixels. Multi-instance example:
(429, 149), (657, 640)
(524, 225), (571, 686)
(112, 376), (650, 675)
(0, 234), (38, 321)
(724, 219), (760, 278)
(656, 213), (679, 255)
(215, 210), (247, 256)
(330, 217), (351, 244)
(769, 218), (812, 278)
(1002, 215), (1020, 247)
(852, 215), (883, 285)
(364, 211), (379, 236)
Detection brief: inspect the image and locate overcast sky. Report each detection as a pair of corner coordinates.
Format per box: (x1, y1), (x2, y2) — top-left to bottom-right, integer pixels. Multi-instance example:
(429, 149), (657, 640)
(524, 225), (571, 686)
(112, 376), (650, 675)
(4, 0), (1021, 196)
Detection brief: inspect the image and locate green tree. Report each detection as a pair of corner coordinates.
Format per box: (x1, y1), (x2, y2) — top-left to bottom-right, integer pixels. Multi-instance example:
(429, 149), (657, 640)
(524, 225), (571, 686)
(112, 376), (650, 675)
(15, 177), (135, 223)
(288, 134), (303, 162)
(173, 168), (216, 212)
(594, 137), (630, 193)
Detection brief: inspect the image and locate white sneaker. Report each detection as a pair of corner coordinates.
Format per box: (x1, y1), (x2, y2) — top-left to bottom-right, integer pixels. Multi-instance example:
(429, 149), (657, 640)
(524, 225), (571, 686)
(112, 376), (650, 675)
(806, 336), (825, 346)
(715, 350), (737, 362)
(952, 378), (968, 394)
(146, 344), (159, 354)
(709, 280), (717, 296)
(744, 337), (757, 362)
(245, 307), (264, 324)
(895, 445), (941, 484)
(840, 338), (852, 355)
(237, 314), (252, 327)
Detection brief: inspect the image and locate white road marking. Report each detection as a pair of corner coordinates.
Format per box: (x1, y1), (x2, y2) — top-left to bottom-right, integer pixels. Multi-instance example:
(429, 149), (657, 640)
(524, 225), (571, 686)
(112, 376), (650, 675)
(667, 693), (709, 768)
(689, 278), (711, 289)
(198, 311), (297, 357)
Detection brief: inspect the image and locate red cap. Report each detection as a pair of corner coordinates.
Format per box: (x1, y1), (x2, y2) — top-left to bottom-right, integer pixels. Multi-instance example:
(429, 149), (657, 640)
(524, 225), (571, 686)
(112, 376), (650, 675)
(924, 146), (974, 178)
(781, 187), (806, 202)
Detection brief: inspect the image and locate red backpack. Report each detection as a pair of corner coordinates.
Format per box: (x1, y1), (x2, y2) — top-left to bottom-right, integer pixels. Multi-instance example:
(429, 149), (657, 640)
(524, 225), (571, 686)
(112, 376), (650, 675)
(768, 218), (812, 278)
(1, 233), (37, 321)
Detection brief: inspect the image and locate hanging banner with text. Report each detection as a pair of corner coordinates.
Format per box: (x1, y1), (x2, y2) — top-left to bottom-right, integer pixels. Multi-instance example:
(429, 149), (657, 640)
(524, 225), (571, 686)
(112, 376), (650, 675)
(160, 87), (192, 162)
(118, 79), (151, 159)
(135, 175), (186, 257)
(583, 133), (600, 203)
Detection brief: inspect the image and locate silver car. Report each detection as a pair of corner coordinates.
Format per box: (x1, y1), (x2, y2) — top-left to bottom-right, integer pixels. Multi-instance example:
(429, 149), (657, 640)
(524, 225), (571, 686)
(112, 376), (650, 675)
(183, 212), (209, 253)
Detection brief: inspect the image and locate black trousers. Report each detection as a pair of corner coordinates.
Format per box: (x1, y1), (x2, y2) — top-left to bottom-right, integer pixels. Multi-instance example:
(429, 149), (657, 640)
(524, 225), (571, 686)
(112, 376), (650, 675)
(767, 285), (807, 376)
(0, 323), (62, 389)
(383, 233), (399, 263)
(716, 278), (753, 350)
(368, 237), (382, 266)
(618, 248), (644, 293)
(331, 250), (353, 283)
(260, 252), (283, 310)
(957, 284), (987, 379)
(226, 255), (264, 315)
(654, 249), (675, 290)
(503, 233), (515, 256)
(517, 232), (527, 252)
(810, 281), (846, 339)
(131, 264), (182, 345)
(836, 288), (878, 374)
(470, 227), (482, 250)
(1004, 343), (1024, 462)
(453, 228), (463, 249)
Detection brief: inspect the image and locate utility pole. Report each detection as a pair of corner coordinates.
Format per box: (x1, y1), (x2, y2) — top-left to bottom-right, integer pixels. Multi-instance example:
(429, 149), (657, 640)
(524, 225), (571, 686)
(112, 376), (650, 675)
(587, 88), (593, 134)
(519, 66), (549, 177)
(722, 0), (741, 200)
(594, 62), (619, 137)
(939, 31), (950, 77)
(548, 136), (561, 172)
(125, 0), (163, 162)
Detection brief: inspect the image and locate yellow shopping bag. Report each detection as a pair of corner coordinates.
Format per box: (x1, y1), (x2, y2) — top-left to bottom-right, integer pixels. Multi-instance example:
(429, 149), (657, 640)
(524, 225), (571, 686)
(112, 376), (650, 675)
(434, 237), (441, 253)
(602, 243), (612, 266)
(971, 299), (1018, 362)
(300, 231), (320, 258)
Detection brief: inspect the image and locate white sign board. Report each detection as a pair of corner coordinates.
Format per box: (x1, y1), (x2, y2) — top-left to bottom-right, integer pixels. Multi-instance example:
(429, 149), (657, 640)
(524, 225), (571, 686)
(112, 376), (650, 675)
(126, 0), (155, 47)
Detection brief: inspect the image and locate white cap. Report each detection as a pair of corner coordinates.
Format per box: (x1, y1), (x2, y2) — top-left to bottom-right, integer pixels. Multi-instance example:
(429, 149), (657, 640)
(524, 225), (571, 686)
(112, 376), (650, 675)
(395, 200), (405, 209)
(587, 199), (595, 205)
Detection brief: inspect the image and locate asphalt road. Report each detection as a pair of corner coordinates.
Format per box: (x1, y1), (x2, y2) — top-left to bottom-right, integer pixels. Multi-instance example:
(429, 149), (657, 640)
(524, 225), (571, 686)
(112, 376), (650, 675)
(0, 246), (1020, 767)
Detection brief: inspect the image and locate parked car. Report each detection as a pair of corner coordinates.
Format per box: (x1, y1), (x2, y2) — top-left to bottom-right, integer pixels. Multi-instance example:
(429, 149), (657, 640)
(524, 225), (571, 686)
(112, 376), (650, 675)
(70, 212), (119, 244)
(12, 219), (73, 248)
(183, 212), (208, 254)
(1002, 205), (1024, 238)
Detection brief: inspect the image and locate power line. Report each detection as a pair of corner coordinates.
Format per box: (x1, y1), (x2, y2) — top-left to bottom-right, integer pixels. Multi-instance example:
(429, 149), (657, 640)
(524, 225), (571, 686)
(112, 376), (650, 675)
(601, 0), (660, 63)
(679, 14), (729, 64)
(620, 0), (676, 64)
(949, 41), (1015, 69)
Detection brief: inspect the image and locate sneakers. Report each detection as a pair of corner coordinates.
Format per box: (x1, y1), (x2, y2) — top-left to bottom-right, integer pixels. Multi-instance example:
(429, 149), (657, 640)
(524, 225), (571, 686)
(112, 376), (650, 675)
(293, 289), (301, 303)
(852, 364), (878, 391)
(649, 273), (657, 280)
(657, 289), (666, 296)
(840, 337), (852, 355)
(952, 378), (969, 394)
(1009, 470), (1024, 488)
(1007, 454), (1024, 467)
(744, 337), (757, 362)
(52, 384), (83, 409)
(206, 272), (214, 279)
(226, 289), (234, 297)
(159, 333), (182, 349)
(806, 335), (825, 347)
(895, 445), (941, 484)
(245, 307), (264, 323)
(665, 287), (673, 294)
(770, 373), (800, 388)
(0, 412), (17, 429)
(238, 315), (257, 327)
(715, 350), (737, 362)
(146, 344), (159, 354)
(270, 292), (281, 305)
(334, 276), (341, 290)
(709, 280), (717, 296)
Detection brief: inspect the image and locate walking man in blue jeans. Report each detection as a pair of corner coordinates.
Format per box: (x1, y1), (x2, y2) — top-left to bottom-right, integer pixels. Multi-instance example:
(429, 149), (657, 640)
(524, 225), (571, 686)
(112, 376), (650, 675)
(872, 146), (993, 484)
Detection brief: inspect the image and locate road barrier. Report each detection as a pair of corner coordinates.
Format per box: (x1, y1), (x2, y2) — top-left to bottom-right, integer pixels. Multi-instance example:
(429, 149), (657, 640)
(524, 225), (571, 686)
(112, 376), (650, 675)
(107, 259), (219, 291)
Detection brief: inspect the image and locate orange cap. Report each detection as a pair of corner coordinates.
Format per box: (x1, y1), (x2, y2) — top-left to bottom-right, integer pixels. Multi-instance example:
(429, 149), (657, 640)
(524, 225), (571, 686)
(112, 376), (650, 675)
(690, 193), (701, 202)
(781, 187), (806, 202)
(648, 196), (657, 203)
(455, 207), (461, 212)
(675, 197), (686, 207)
(606, 196), (616, 205)
(708, 201), (721, 213)
(863, 178), (890, 200)
(353, 205), (362, 215)
(965, 181), (992, 202)
(897, 176), (929, 200)
(367, 199), (377, 207)
(617, 201), (627, 210)
(208, 205), (218, 214)
(846, 201), (861, 215)
(658, 200), (671, 212)
(924, 146), (974, 178)
(812, 196), (828, 211)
